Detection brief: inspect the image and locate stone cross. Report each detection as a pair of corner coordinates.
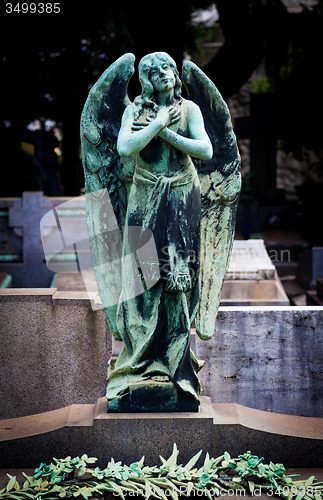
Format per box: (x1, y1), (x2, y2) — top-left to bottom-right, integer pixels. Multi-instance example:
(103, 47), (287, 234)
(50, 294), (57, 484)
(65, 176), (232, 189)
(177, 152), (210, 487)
(8, 191), (54, 287)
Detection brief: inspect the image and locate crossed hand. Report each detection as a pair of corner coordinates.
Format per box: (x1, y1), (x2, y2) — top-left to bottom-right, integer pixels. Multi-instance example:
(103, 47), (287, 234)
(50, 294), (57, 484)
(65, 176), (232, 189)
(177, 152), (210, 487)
(132, 106), (180, 131)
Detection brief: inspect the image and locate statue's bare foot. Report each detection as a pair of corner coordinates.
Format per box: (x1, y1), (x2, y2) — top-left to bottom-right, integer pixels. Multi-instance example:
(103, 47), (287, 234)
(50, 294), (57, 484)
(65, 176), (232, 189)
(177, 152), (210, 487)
(166, 273), (192, 293)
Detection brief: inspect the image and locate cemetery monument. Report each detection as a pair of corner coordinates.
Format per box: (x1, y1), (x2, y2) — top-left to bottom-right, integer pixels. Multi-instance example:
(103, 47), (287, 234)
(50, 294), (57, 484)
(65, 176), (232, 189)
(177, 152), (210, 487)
(80, 52), (241, 412)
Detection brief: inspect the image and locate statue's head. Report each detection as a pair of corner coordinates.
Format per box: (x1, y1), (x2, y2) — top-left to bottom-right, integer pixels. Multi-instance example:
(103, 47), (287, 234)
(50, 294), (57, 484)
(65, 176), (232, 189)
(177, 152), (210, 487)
(137, 52), (182, 107)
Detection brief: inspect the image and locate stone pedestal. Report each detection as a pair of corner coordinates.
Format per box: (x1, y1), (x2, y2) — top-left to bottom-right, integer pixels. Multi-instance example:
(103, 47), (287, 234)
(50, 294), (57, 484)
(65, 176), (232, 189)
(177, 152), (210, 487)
(94, 396), (213, 467)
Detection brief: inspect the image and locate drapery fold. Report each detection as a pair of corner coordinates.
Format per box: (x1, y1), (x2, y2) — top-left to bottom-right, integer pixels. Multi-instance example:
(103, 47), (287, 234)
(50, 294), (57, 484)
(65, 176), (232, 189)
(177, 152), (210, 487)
(106, 162), (201, 402)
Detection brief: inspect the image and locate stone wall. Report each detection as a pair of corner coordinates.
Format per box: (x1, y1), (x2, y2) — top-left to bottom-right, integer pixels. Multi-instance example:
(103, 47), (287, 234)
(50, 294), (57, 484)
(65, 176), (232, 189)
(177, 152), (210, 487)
(196, 306), (323, 418)
(1, 293), (322, 420)
(0, 289), (111, 419)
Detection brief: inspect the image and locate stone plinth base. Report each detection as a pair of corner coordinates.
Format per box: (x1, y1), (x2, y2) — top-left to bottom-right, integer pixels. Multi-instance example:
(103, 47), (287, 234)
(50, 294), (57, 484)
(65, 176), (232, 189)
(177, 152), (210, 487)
(96, 396), (212, 466)
(107, 381), (199, 413)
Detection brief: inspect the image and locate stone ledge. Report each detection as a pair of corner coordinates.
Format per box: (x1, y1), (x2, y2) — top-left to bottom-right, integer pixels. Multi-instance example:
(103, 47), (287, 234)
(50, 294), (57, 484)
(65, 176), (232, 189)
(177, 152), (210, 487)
(0, 288), (55, 301)
(0, 288), (102, 306)
(212, 403), (323, 439)
(0, 398), (322, 468)
(218, 305), (323, 312)
(0, 404), (97, 442)
(2, 398), (323, 442)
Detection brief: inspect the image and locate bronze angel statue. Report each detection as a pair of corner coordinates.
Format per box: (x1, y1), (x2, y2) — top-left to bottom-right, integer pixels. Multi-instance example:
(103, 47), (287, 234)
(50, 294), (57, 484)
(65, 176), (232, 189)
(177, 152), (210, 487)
(80, 52), (241, 412)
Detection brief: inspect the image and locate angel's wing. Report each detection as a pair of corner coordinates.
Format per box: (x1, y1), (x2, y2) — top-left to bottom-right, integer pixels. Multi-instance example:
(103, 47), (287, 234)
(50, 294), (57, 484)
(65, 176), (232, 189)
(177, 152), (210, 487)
(81, 52), (135, 225)
(80, 53), (135, 337)
(182, 60), (241, 341)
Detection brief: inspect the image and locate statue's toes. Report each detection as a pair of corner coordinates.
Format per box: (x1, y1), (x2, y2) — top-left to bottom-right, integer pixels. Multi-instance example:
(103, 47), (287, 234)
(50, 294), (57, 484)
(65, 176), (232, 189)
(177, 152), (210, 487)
(165, 273), (192, 292)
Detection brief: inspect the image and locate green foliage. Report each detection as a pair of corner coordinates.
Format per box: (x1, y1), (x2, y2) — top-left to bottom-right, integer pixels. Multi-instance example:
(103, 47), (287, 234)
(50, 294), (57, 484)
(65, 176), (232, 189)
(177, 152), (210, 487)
(1, 446), (322, 500)
(252, 78), (271, 94)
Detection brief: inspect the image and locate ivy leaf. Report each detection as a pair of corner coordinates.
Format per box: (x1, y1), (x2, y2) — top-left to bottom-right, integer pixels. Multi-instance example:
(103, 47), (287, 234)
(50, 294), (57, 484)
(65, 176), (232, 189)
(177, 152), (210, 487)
(183, 450), (202, 472)
(122, 469), (130, 481)
(203, 452), (210, 470)
(129, 462), (144, 477)
(212, 455), (224, 468)
(305, 476), (316, 488)
(163, 444), (179, 468)
(78, 487), (94, 499)
(247, 455), (263, 468)
(295, 491), (306, 500)
(93, 467), (105, 480)
(6, 475), (17, 493)
(258, 464), (267, 474)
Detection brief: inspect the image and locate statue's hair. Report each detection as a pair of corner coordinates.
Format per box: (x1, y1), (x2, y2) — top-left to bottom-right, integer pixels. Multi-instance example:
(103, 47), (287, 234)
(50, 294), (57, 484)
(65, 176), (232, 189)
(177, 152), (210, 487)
(134, 52), (182, 117)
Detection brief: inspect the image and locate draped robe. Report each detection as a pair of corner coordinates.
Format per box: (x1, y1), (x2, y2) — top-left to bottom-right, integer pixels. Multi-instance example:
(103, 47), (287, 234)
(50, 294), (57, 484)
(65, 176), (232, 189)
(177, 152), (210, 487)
(106, 99), (203, 403)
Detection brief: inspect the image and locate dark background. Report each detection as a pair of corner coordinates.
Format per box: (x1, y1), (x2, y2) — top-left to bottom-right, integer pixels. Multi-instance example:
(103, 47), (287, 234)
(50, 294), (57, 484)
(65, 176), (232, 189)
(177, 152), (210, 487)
(1, 0), (322, 245)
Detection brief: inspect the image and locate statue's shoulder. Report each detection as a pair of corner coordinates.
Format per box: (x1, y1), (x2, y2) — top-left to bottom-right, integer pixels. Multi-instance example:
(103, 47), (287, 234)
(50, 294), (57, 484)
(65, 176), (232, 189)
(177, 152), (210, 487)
(181, 98), (202, 119)
(181, 98), (200, 112)
(121, 102), (135, 121)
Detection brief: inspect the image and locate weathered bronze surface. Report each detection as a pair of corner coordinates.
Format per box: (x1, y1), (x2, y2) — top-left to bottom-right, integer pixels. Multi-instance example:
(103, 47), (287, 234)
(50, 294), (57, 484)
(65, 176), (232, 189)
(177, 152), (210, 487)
(80, 52), (241, 412)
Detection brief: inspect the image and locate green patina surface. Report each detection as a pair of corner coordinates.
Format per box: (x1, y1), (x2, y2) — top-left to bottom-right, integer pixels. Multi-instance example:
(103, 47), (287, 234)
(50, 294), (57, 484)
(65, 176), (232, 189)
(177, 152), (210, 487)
(80, 52), (241, 412)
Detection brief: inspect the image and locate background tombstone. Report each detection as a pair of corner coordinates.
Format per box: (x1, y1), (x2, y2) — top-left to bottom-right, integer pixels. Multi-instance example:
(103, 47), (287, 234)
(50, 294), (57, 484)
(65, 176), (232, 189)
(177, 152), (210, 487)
(0, 192), (55, 287)
(0, 192), (92, 288)
(220, 239), (289, 306)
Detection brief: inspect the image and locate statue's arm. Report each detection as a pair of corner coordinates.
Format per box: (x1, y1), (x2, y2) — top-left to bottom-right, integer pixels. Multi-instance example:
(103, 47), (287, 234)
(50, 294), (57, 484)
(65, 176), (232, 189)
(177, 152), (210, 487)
(158, 102), (213, 161)
(117, 105), (175, 157)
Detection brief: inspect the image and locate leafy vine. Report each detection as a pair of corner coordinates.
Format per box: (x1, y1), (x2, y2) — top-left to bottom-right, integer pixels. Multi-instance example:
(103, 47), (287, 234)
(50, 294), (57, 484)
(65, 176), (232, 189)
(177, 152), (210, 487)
(1, 445), (322, 500)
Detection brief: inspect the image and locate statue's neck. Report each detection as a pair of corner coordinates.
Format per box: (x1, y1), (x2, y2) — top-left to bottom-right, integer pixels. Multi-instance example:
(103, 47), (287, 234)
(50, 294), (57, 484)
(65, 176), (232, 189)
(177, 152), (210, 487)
(155, 89), (175, 107)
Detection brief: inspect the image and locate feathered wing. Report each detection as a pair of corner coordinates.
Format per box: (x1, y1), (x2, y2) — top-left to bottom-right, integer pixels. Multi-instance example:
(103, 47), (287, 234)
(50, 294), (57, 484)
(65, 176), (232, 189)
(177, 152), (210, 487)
(80, 53), (135, 337)
(81, 52), (135, 223)
(182, 61), (241, 341)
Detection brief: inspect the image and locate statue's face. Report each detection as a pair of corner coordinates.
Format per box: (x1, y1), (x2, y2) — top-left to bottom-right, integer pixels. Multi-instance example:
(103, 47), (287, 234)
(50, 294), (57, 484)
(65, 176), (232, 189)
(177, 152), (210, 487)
(149, 61), (176, 93)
